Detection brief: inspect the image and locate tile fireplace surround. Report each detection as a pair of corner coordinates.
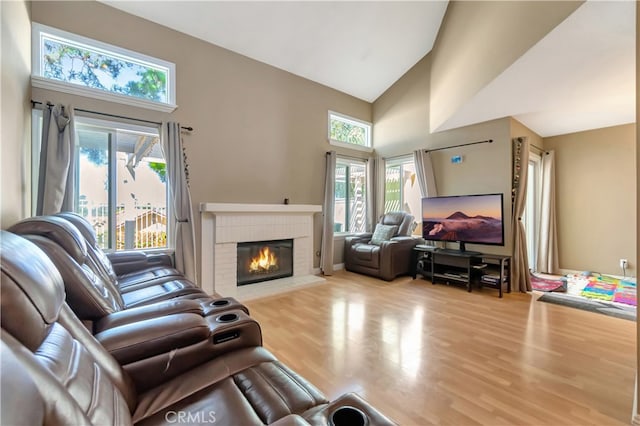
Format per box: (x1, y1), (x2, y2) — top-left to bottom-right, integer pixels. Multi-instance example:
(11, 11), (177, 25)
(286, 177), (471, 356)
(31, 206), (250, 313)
(200, 203), (325, 301)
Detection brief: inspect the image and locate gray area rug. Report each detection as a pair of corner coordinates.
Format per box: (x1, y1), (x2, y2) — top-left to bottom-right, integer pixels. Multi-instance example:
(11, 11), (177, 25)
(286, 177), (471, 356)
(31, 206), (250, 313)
(537, 292), (636, 321)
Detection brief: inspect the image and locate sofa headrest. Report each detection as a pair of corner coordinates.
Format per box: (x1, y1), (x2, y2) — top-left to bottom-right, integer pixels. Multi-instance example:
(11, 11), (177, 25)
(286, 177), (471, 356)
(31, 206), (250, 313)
(380, 212), (414, 236)
(0, 231), (66, 351)
(56, 211), (97, 246)
(8, 216), (87, 264)
(55, 212), (119, 285)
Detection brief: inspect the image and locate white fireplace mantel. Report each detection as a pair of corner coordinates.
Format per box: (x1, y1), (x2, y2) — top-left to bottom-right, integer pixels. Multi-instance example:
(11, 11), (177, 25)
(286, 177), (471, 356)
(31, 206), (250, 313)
(201, 203), (322, 214)
(200, 203), (324, 300)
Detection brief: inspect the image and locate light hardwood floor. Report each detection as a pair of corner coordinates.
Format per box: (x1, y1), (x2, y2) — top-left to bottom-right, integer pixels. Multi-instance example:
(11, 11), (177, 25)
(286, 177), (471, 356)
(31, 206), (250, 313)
(245, 270), (636, 426)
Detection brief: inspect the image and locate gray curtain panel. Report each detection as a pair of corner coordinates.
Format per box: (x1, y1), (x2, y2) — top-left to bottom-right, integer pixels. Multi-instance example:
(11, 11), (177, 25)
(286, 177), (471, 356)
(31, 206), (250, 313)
(36, 103), (75, 215)
(375, 155), (386, 223)
(161, 122), (197, 284)
(366, 156), (376, 232)
(537, 150), (559, 274)
(511, 136), (532, 292)
(413, 149), (437, 197)
(320, 151), (336, 275)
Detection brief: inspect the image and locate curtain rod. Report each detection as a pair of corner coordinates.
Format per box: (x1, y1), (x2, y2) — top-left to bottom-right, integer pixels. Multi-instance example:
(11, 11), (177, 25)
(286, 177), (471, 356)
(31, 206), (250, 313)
(425, 139), (493, 153)
(31, 100), (193, 131)
(326, 151), (370, 162)
(531, 144), (549, 155)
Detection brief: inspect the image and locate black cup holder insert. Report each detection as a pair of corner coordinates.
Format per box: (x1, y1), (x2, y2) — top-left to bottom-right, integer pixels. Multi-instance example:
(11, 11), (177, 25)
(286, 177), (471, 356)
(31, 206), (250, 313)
(330, 406), (367, 426)
(211, 299), (230, 307)
(216, 313), (239, 323)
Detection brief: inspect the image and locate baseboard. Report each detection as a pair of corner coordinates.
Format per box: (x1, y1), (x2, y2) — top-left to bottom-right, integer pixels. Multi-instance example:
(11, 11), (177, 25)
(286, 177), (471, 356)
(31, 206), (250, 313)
(312, 264), (344, 276)
(558, 268), (635, 281)
(631, 414), (640, 426)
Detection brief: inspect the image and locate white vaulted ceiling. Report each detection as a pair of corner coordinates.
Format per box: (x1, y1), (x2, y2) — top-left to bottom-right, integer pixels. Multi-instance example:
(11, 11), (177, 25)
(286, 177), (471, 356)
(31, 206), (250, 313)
(101, 1), (449, 103)
(436, 0), (636, 137)
(101, 1), (635, 137)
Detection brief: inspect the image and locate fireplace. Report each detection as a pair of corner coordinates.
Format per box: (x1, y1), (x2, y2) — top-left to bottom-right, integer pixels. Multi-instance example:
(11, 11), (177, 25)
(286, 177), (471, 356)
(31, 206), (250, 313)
(200, 203), (325, 300)
(237, 239), (294, 286)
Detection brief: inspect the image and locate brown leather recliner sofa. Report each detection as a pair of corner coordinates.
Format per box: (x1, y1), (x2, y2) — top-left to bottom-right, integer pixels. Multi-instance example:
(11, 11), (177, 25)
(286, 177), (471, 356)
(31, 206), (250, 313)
(345, 212), (420, 281)
(0, 231), (396, 425)
(7, 215), (248, 331)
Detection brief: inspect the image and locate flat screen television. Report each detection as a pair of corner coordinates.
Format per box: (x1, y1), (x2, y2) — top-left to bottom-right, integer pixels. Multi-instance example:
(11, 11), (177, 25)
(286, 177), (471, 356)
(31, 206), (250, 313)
(422, 193), (504, 253)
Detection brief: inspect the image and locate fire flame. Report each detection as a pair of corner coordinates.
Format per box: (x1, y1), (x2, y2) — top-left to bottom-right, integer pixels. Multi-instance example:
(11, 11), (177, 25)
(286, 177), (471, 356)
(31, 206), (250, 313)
(249, 247), (279, 273)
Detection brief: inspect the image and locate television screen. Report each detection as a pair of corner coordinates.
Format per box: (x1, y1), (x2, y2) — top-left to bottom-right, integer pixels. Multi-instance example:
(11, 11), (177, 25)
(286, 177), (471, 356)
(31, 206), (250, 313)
(422, 193), (504, 247)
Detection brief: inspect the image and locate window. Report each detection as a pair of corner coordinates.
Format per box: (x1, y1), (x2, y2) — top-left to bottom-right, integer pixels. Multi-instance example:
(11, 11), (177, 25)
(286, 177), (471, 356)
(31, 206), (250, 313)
(32, 111), (168, 251)
(32, 23), (176, 112)
(384, 156), (421, 236)
(522, 153), (542, 270)
(328, 111), (372, 152)
(334, 158), (367, 233)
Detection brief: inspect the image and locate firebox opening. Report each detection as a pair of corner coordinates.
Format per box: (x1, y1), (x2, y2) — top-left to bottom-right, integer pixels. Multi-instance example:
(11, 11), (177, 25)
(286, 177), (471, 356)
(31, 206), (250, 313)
(237, 239), (293, 286)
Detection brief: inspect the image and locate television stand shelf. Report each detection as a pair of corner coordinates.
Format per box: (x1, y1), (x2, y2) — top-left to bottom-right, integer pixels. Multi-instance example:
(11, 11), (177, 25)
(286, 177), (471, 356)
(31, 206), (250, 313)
(412, 247), (511, 297)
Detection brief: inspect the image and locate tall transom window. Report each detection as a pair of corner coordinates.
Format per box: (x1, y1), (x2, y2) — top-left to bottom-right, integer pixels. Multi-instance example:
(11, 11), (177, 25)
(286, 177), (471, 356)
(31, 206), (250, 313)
(32, 23), (176, 112)
(328, 111), (372, 152)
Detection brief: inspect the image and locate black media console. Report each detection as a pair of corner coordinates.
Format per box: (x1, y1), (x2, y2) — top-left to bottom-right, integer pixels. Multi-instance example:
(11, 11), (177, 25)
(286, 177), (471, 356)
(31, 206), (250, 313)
(411, 245), (511, 298)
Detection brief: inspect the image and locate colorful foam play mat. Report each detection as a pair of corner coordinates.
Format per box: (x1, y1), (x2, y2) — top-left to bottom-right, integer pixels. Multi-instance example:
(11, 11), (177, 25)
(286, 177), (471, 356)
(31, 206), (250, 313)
(579, 273), (636, 306)
(535, 271), (637, 321)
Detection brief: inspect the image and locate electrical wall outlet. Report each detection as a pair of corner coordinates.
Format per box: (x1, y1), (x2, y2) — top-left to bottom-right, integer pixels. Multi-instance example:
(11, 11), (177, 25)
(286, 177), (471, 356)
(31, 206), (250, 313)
(620, 259), (628, 269)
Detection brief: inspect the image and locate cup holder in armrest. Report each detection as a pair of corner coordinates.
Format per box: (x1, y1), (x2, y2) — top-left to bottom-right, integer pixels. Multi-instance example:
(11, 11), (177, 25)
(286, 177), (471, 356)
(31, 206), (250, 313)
(216, 313), (239, 323)
(330, 406), (368, 426)
(205, 310), (263, 353)
(202, 297), (250, 316)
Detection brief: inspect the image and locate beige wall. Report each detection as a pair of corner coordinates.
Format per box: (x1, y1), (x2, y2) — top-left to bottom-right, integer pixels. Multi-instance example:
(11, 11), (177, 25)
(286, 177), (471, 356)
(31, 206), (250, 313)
(373, 52), (513, 257)
(30, 1), (372, 276)
(510, 118), (543, 151)
(429, 1), (581, 133)
(373, 55), (431, 156)
(1, 0), (31, 228)
(544, 124), (636, 276)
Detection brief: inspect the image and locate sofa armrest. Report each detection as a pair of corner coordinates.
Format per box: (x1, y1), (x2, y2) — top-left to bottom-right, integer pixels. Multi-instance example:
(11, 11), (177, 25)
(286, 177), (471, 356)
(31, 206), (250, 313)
(205, 310), (263, 354)
(95, 313), (210, 365)
(94, 299), (204, 334)
(107, 250), (174, 276)
(377, 237), (420, 280)
(302, 392), (396, 426)
(388, 236), (420, 245)
(345, 233), (373, 248)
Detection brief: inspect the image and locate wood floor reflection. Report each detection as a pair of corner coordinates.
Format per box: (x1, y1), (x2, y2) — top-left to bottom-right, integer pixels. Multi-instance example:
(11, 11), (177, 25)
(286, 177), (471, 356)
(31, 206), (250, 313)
(245, 270), (636, 426)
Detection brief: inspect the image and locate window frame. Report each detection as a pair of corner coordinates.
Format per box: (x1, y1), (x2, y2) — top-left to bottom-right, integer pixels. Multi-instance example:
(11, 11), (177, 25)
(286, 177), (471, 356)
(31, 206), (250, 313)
(334, 156), (368, 235)
(384, 155), (421, 236)
(328, 111), (373, 153)
(31, 23), (177, 113)
(523, 153), (542, 271)
(31, 109), (172, 253)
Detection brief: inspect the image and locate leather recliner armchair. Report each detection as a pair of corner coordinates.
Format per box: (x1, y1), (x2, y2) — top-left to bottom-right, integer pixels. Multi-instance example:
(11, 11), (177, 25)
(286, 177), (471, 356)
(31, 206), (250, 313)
(345, 212), (420, 281)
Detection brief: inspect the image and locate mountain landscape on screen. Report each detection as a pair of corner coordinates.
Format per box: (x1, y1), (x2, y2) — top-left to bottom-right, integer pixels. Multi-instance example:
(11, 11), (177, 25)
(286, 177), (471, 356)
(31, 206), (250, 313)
(421, 194), (504, 245)
(424, 212), (502, 243)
